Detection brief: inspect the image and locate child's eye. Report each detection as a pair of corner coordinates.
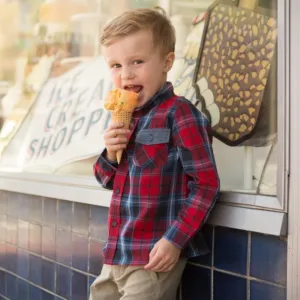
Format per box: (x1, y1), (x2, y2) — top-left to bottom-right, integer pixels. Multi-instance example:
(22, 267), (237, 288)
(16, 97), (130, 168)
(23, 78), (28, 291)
(133, 60), (143, 65)
(112, 64), (121, 68)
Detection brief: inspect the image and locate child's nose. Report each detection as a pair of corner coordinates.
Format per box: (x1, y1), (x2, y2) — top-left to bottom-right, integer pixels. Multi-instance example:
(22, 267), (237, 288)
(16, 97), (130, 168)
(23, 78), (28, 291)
(121, 67), (134, 80)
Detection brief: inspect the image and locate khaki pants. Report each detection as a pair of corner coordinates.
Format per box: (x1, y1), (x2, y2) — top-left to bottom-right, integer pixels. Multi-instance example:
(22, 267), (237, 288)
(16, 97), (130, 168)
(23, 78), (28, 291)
(89, 259), (187, 300)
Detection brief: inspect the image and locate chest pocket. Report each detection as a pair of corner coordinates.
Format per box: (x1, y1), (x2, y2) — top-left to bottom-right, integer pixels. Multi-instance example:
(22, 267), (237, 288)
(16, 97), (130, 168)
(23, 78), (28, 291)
(133, 128), (170, 169)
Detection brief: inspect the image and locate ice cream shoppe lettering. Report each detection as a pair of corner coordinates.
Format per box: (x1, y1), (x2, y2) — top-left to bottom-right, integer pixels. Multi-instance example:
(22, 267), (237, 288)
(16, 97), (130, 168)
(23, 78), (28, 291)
(27, 69), (110, 160)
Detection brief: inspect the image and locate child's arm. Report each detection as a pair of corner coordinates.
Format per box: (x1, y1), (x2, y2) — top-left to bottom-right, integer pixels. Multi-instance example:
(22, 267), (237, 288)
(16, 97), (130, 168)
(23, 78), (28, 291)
(93, 123), (130, 190)
(145, 99), (219, 272)
(162, 99), (220, 248)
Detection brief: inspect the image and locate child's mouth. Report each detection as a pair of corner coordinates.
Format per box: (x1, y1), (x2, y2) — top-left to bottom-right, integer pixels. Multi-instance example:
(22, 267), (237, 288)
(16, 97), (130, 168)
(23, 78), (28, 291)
(124, 85), (143, 95)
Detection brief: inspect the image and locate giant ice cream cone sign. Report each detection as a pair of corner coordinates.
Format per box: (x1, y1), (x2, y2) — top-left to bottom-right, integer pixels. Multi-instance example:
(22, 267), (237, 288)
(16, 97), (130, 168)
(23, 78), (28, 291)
(193, 0), (278, 146)
(104, 88), (139, 163)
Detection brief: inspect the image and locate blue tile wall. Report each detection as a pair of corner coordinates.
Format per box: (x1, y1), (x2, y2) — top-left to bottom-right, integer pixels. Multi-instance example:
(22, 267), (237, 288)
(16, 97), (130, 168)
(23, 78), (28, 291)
(214, 271), (247, 300)
(29, 255), (42, 285)
(56, 264), (71, 299)
(0, 190), (287, 300)
(181, 263), (211, 300)
(0, 191), (107, 300)
(57, 201), (72, 231)
(30, 196), (43, 224)
(29, 223), (42, 255)
(56, 229), (72, 267)
(250, 280), (286, 300)
(42, 226), (56, 260)
(214, 226), (248, 275)
(16, 277), (29, 300)
(180, 225), (287, 300)
(250, 232), (287, 285)
(72, 234), (88, 272)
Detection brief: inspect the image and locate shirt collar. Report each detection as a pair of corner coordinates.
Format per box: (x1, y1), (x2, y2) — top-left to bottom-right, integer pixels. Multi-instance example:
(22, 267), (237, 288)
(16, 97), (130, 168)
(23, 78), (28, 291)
(134, 82), (174, 114)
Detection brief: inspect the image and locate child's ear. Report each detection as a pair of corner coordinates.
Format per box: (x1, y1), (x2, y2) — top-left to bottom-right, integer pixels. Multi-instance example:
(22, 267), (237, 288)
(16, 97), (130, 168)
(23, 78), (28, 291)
(164, 52), (175, 72)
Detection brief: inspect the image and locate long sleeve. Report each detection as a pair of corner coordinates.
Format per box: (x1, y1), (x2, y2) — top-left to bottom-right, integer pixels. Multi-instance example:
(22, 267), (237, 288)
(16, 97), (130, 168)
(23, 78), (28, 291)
(163, 100), (220, 249)
(93, 149), (118, 190)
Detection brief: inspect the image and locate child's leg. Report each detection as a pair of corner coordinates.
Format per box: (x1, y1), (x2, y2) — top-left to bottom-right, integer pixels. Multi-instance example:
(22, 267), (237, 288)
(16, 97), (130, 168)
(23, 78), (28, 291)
(89, 264), (121, 300)
(118, 259), (187, 300)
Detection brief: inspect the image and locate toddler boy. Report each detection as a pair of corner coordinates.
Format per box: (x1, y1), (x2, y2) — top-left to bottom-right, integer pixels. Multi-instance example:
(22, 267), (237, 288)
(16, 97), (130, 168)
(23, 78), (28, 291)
(90, 8), (219, 300)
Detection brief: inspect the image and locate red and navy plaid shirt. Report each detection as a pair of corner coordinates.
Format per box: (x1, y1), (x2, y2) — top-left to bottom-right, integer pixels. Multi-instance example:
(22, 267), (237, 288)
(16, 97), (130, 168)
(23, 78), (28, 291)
(94, 82), (219, 265)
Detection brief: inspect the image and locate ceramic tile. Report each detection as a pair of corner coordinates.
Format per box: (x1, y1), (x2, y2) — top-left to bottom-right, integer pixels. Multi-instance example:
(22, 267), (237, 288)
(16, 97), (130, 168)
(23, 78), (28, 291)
(250, 280), (286, 300)
(6, 273), (17, 300)
(43, 198), (57, 227)
(73, 203), (90, 236)
(29, 254), (42, 285)
(214, 227), (248, 275)
(0, 270), (5, 295)
(5, 244), (17, 273)
(57, 200), (72, 230)
(42, 259), (55, 292)
(42, 290), (55, 300)
(7, 193), (19, 217)
(17, 249), (29, 279)
(182, 263), (211, 300)
(88, 276), (96, 298)
(30, 195), (43, 224)
(30, 285), (42, 300)
(56, 264), (71, 299)
(6, 216), (17, 245)
(251, 233), (287, 285)
(0, 191), (7, 214)
(56, 229), (72, 266)
(90, 206), (108, 241)
(72, 233), (88, 272)
(29, 223), (42, 255)
(214, 271), (247, 300)
(18, 220), (29, 250)
(89, 239), (104, 276)
(0, 215), (6, 242)
(72, 270), (87, 300)
(0, 241), (5, 269)
(18, 194), (30, 221)
(16, 278), (29, 300)
(42, 226), (56, 260)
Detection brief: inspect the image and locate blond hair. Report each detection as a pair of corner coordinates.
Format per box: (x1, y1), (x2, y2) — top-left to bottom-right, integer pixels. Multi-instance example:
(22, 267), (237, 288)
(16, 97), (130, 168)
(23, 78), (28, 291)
(100, 8), (176, 55)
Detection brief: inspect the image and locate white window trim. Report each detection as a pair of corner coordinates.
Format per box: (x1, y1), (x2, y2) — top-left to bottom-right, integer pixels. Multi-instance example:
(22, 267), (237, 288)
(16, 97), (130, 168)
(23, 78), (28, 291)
(287, 0), (300, 298)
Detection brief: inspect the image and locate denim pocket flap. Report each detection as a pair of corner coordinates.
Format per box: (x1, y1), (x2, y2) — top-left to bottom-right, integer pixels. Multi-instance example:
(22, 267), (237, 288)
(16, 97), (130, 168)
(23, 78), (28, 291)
(135, 129), (170, 145)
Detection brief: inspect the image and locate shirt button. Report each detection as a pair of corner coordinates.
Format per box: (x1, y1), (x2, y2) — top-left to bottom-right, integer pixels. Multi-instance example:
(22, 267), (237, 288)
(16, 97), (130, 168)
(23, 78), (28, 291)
(115, 188), (120, 194)
(112, 221), (118, 227)
(148, 134), (153, 142)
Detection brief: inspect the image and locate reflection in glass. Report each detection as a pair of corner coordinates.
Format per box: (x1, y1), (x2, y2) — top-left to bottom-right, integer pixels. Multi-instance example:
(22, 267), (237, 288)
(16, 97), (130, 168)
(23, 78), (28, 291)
(0, 0), (279, 198)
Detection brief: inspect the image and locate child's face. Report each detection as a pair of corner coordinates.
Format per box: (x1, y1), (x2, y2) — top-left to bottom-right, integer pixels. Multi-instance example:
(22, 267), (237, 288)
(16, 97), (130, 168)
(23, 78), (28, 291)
(103, 29), (174, 107)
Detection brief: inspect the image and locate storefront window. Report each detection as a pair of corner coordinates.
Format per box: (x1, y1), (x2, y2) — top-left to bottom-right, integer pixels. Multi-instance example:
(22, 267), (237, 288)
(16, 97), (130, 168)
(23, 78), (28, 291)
(0, 0), (280, 199)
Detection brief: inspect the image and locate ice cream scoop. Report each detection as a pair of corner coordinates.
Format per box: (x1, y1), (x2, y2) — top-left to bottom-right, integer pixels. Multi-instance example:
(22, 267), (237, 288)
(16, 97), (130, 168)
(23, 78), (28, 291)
(104, 88), (139, 163)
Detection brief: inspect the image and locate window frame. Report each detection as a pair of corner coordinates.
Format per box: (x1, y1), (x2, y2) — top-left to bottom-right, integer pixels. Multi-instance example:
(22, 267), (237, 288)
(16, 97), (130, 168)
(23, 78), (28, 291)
(203, 0), (289, 213)
(0, 0), (289, 237)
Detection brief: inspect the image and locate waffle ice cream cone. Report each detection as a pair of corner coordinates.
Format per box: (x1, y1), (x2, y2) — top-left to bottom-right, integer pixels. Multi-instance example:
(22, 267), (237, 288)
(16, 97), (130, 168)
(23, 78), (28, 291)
(104, 88), (139, 164)
(111, 110), (133, 163)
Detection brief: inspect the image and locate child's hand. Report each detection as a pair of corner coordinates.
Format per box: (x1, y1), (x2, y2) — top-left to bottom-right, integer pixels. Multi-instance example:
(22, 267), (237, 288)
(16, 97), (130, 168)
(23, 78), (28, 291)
(144, 238), (181, 272)
(104, 123), (131, 162)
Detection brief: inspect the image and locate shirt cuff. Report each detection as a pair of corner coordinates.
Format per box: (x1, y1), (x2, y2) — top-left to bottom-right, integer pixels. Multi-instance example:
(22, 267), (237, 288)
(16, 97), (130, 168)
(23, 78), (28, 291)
(163, 220), (196, 250)
(93, 149), (118, 186)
